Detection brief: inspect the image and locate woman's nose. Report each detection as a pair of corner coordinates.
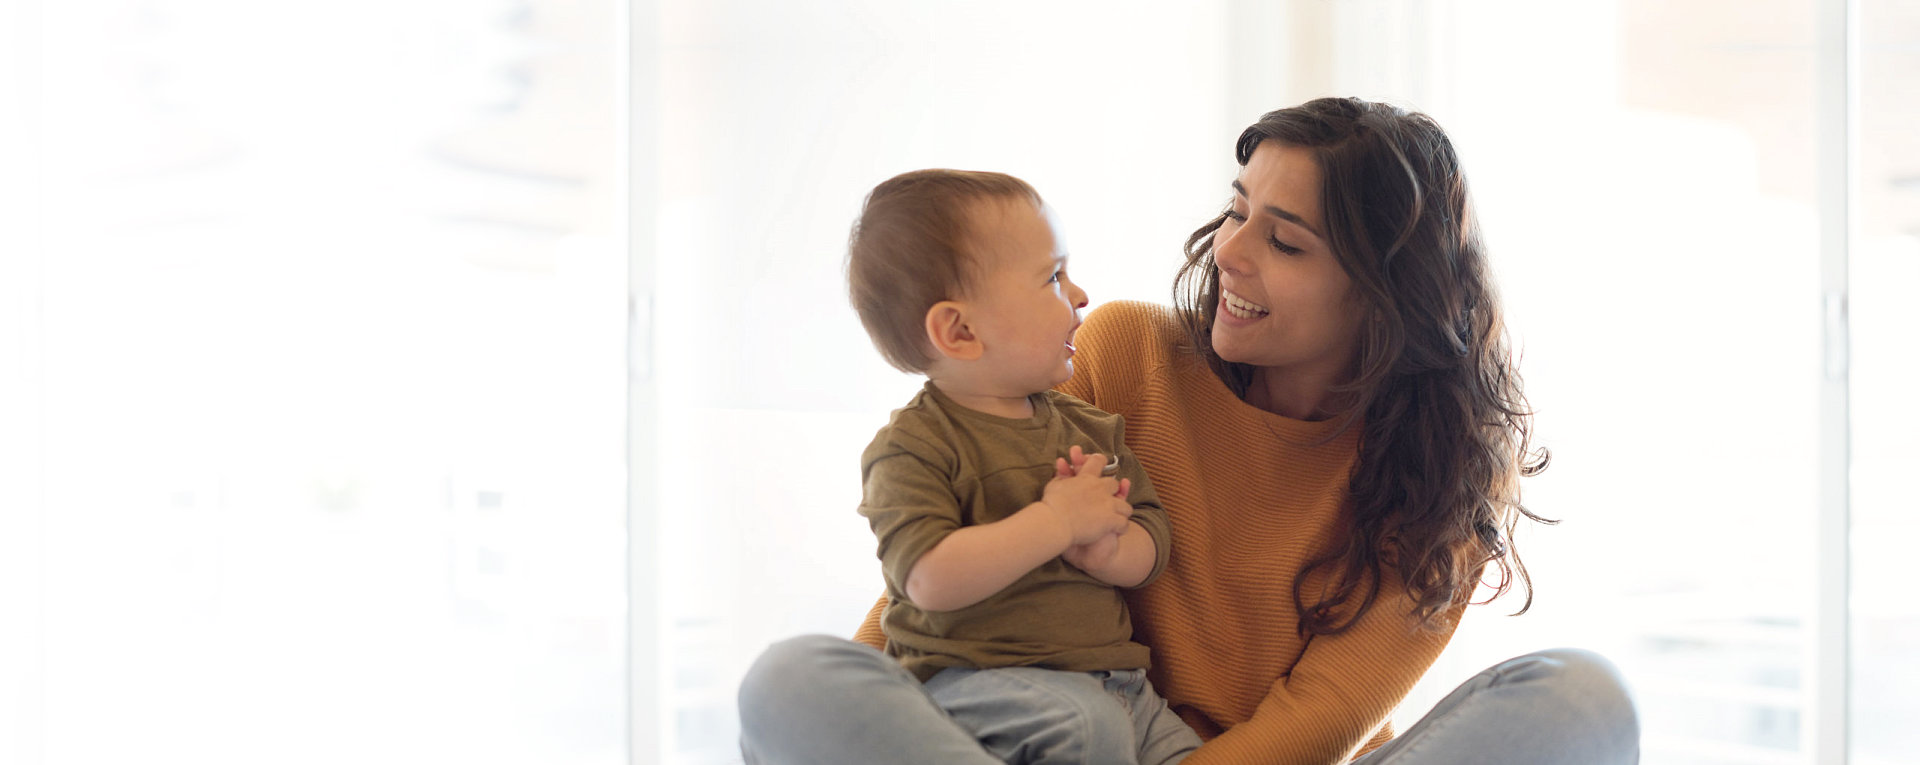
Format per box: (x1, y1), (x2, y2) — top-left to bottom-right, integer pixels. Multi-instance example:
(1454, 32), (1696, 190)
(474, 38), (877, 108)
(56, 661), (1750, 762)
(1214, 225), (1251, 276)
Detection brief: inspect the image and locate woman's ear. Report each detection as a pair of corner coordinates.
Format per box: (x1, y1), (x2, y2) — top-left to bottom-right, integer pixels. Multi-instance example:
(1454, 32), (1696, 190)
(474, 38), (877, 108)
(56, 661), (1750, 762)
(924, 301), (983, 362)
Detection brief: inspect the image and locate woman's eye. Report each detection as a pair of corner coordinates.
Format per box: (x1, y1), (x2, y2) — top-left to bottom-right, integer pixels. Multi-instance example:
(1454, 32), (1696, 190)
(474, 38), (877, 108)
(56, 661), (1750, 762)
(1268, 235), (1302, 255)
(1223, 209), (1247, 222)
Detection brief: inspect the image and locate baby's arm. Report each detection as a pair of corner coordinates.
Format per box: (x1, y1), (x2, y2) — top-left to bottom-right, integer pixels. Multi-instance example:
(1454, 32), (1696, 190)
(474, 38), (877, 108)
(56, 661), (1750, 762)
(1056, 446), (1160, 587)
(1064, 521), (1157, 587)
(905, 451), (1131, 612)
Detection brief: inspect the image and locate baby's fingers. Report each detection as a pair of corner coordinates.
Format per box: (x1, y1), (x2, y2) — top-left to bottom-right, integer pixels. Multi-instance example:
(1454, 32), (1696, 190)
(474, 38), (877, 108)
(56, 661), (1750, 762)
(1073, 452), (1108, 478)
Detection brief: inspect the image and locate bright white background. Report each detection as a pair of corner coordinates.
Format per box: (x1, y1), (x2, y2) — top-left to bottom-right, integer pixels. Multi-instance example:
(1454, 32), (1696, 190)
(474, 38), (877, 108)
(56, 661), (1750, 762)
(3, 2), (1914, 765)
(3, 2), (629, 764)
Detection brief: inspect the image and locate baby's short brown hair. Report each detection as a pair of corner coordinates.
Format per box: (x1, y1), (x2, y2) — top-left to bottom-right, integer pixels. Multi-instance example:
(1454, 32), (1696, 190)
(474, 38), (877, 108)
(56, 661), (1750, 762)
(846, 169), (1042, 373)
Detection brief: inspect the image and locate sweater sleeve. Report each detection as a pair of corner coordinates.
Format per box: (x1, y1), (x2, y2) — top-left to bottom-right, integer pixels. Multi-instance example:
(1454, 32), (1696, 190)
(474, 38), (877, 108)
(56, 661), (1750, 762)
(853, 595), (887, 650)
(1185, 584), (1464, 765)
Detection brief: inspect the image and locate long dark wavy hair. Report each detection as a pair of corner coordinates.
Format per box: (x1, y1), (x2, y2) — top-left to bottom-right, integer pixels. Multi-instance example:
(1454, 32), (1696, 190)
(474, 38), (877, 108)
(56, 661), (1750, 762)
(1173, 97), (1553, 634)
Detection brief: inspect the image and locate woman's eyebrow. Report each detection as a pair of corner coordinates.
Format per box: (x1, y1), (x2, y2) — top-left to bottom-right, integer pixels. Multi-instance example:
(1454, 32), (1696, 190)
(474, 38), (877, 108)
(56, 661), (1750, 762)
(1233, 180), (1325, 240)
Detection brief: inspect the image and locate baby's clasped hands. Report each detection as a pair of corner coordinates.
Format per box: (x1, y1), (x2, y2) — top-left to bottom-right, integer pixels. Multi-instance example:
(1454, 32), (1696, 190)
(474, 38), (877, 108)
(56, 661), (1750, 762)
(1041, 446), (1133, 546)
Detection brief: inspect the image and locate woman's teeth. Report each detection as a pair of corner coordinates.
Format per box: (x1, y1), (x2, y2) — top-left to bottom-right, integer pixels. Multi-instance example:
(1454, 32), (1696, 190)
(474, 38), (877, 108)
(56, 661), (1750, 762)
(1223, 290), (1270, 319)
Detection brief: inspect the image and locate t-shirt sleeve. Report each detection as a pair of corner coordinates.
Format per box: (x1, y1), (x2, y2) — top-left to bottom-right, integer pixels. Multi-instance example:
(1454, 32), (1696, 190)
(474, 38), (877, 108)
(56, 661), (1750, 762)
(857, 430), (964, 600)
(1112, 417), (1171, 589)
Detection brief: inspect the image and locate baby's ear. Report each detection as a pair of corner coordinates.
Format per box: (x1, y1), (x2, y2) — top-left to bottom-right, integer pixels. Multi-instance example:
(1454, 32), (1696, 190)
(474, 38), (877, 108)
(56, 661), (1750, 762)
(924, 301), (982, 362)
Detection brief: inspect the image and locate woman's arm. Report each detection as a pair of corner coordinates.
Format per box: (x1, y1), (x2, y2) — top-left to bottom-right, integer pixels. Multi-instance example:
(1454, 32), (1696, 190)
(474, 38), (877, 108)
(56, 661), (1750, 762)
(1186, 585), (1463, 765)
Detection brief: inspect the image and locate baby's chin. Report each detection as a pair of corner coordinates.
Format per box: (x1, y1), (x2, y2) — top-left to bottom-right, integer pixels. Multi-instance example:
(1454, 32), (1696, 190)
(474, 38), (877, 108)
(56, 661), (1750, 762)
(997, 371), (1072, 398)
(1049, 361), (1076, 389)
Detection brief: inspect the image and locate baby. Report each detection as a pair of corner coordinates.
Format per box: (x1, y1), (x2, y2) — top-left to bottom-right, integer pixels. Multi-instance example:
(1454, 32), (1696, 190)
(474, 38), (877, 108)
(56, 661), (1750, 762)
(844, 169), (1202, 764)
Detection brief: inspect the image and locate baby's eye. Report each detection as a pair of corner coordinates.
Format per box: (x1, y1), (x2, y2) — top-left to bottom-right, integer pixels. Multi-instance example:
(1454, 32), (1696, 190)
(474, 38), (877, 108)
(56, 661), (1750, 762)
(1047, 270), (1063, 284)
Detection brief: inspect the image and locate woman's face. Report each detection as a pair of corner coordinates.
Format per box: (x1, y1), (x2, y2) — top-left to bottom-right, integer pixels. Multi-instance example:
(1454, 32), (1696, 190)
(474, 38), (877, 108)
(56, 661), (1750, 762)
(1210, 141), (1368, 383)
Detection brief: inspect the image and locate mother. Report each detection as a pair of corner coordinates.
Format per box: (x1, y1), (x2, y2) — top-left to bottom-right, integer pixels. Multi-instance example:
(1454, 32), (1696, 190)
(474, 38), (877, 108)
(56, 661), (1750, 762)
(742, 97), (1638, 764)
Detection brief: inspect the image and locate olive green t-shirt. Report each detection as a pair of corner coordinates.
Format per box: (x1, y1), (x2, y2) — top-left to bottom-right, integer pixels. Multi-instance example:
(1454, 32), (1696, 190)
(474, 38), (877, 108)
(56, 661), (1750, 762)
(858, 381), (1173, 682)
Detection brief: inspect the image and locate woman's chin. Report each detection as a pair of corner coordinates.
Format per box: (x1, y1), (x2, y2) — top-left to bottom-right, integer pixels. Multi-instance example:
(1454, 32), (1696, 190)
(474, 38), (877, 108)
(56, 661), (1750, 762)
(1211, 336), (1273, 369)
(1211, 328), (1248, 363)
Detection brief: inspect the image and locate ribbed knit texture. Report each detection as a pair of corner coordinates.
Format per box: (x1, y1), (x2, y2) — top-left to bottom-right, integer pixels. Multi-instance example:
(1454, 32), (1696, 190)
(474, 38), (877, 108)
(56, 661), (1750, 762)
(855, 300), (1462, 765)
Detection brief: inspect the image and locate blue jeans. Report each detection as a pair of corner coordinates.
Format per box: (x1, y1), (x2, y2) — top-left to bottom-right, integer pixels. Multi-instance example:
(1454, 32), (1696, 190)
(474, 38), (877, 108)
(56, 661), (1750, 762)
(738, 636), (1639, 765)
(738, 635), (1200, 765)
(1349, 649), (1640, 765)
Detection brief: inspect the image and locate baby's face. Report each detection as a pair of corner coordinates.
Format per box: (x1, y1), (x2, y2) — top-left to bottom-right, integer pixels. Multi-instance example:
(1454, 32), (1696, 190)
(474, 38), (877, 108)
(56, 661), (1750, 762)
(961, 199), (1089, 397)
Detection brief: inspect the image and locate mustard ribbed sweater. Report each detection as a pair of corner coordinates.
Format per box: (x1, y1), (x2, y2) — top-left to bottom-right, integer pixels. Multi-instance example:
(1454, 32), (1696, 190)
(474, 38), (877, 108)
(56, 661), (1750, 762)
(855, 300), (1461, 765)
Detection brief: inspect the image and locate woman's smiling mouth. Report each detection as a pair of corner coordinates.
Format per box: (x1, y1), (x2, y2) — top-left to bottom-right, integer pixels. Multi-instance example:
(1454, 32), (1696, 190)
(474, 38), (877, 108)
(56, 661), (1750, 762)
(1222, 288), (1271, 319)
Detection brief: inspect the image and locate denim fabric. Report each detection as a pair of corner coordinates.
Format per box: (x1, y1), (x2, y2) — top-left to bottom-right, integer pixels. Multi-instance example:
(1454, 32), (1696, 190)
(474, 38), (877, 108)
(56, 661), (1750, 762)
(924, 665), (1200, 765)
(738, 635), (1199, 765)
(1351, 648), (1640, 765)
(739, 636), (1638, 765)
